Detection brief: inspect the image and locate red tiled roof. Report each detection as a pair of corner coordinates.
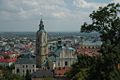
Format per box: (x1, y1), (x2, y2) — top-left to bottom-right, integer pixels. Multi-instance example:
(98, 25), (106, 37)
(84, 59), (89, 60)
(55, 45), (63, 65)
(76, 48), (100, 56)
(0, 58), (17, 62)
(0, 51), (17, 62)
(24, 44), (32, 48)
(54, 67), (71, 77)
(1, 51), (16, 54)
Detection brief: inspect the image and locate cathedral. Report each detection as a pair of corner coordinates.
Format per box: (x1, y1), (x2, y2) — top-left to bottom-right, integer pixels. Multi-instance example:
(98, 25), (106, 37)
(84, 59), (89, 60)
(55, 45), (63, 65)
(34, 19), (77, 79)
(36, 19), (48, 68)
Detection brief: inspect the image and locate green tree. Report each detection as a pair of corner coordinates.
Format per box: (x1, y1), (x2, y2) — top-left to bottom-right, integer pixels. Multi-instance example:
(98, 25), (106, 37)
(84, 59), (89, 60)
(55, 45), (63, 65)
(81, 3), (120, 80)
(0, 66), (24, 80)
(25, 70), (31, 80)
(66, 55), (94, 80)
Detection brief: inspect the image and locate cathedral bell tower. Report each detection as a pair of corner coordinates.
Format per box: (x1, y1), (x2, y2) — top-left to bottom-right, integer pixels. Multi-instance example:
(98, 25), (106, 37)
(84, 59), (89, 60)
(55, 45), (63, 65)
(36, 19), (48, 68)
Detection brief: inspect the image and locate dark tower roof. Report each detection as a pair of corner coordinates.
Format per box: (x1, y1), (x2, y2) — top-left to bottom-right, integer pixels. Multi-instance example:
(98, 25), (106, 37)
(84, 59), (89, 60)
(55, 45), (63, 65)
(39, 19), (44, 31)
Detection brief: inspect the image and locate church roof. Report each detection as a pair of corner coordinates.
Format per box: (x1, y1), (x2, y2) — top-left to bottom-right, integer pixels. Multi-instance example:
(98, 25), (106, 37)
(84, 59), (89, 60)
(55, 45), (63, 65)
(53, 46), (75, 57)
(47, 46), (76, 62)
(31, 70), (53, 78)
(15, 57), (36, 64)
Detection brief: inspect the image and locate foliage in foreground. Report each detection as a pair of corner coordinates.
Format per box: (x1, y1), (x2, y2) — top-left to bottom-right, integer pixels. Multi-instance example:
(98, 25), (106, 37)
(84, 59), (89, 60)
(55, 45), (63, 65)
(0, 66), (24, 80)
(66, 3), (120, 80)
(66, 55), (94, 80)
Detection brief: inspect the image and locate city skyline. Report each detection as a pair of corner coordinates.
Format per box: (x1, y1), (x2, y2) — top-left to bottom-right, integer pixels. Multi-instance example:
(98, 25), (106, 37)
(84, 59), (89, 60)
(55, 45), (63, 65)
(0, 0), (119, 32)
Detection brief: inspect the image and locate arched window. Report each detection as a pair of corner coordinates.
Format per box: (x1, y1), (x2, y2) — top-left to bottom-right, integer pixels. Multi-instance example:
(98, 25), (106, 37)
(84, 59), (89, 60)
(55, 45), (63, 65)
(17, 69), (20, 73)
(26, 65), (28, 68)
(23, 65), (24, 68)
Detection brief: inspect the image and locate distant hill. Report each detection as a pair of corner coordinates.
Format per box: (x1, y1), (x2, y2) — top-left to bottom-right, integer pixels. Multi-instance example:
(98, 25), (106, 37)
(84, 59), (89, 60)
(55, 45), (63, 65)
(0, 32), (100, 40)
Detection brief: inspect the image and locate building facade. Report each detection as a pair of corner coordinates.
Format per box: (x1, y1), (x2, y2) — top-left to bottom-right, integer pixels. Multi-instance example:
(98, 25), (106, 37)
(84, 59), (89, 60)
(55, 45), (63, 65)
(53, 46), (77, 68)
(13, 58), (37, 76)
(47, 39), (77, 77)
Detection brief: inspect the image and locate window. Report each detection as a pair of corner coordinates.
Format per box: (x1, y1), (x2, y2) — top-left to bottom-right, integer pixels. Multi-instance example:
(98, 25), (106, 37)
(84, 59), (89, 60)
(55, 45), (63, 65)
(26, 69), (29, 73)
(26, 65), (28, 68)
(17, 69), (19, 73)
(23, 65), (24, 68)
(65, 61), (68, 66)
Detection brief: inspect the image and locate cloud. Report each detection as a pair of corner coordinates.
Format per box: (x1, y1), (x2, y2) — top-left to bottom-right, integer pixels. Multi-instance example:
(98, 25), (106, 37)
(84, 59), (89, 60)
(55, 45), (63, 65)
(73, 0), (89, 8)
(0, 0), (118, 32)
(0, 0), (109, 21)
(52, 12), (67, 18)
(73, 0), (106, 9)
(112, 0), (120, 3)
(0, 0), (67, 20)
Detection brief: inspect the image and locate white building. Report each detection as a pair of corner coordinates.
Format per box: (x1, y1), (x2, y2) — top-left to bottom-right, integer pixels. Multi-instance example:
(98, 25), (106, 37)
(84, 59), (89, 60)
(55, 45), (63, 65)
(48, 46), (77, 69)
(13, 58), (37, 76)
(56, 47), (77, 68)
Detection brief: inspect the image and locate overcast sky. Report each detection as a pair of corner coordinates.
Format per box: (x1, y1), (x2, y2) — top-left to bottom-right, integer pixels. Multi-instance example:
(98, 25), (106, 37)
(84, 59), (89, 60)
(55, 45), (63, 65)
(0, 0), (119, 32)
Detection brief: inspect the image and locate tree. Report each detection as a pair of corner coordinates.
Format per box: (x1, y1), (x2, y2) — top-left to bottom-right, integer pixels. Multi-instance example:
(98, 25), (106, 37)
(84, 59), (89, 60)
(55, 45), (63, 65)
(0, 66), (24, 80)
(66, 55), (94, 80)
(25, 70), (31, 80)
(81, 3), (120, 80)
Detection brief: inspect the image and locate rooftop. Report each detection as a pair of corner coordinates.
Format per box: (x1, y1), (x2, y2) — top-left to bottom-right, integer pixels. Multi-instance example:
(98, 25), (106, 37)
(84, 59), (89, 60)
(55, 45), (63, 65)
(15, 58), (36, 64)
(0, 51), (16, 55)
(31, 69), (53, 78)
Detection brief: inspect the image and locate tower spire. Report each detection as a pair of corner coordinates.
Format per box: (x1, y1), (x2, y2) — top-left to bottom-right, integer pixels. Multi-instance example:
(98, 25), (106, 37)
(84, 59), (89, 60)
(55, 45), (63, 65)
(36, 19), (48, 68)
(39, 18), (44, 30)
